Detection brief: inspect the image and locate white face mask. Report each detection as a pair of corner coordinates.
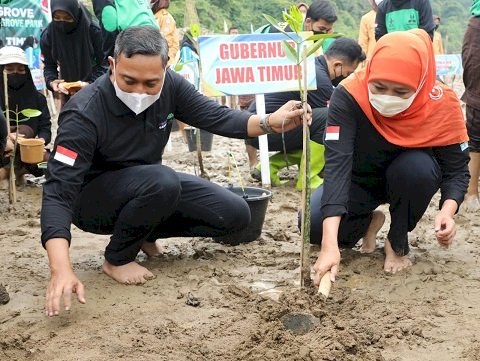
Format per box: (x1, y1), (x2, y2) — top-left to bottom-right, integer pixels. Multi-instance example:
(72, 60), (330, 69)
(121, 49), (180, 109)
(368, 90), (416, 117)
(112, 62), (165, 115)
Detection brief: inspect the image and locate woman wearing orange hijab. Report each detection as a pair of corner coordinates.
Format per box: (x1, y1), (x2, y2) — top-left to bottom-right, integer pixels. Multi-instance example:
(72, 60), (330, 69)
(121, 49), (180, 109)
(310, 29), (469, 286)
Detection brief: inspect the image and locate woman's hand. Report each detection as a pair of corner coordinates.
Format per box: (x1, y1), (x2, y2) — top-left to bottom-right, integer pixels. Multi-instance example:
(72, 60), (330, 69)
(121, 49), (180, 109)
(435, 199), (458, 249)
(434, 212), (456, 248)
(51, 79), (67, 94)
(313, 247), (341, 286)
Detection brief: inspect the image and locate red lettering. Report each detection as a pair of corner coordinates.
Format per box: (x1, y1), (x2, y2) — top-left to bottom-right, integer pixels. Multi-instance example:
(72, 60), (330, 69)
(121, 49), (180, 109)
(219, 43), (228, 60)
(230, 43), (239, 60)
(257, 43), (267, 58)
(249, 42), (257, 59)
(258, 66), (266, 82)
(240, 43), (249, 59)
(215, 67), (255, 84)
(267, 42), (278, 58)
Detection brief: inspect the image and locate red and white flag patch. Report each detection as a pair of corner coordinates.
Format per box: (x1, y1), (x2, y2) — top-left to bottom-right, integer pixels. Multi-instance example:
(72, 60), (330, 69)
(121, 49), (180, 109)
(325, 126), (340, 141)
(54, 145), (78, 166)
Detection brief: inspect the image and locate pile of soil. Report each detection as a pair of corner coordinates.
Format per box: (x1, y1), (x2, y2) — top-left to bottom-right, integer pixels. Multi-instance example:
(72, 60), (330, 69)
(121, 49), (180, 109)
(1, 81), (479, 360)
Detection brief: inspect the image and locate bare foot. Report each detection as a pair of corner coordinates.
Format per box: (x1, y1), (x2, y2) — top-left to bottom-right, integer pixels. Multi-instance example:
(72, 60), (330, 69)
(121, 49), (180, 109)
(360, 210), (385, 253)
(102, 261), (155, 284)
(383, 239), (413, 274)
(141, 241), (165, 257)
(462, 194), (480, 213)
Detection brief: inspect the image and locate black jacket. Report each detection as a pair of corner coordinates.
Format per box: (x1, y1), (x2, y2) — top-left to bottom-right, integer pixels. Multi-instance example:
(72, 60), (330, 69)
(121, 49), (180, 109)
(41, 70), (251, 244)
(321, 85), (469, 220)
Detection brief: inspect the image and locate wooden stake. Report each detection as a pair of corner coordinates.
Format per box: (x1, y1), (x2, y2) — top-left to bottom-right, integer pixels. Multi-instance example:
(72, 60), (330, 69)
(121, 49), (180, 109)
(3, 70), (16, 204)
(299, 46), (311, 287)
(318, 272), (332, 299)
(195, 128), (209, 180)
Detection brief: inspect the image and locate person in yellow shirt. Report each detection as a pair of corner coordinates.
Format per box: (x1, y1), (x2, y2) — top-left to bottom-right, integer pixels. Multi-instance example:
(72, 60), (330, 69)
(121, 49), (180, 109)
(433, 15), (444, 54)
(151, 0), (180, 65)
(358, 0), (383, 60)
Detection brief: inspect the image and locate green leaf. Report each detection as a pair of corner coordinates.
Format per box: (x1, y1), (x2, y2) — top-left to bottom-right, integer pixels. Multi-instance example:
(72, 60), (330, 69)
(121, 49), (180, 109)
(20, 108), (41, 118)
(263, 14), (288, 35)
(282, 12), (301, 34)
(305, 39), (324, 58)
(282, 40), (298, 63)
(189, 23), (201, 38)
(305, 33), (342, 42)
(289, 5), (304, 25)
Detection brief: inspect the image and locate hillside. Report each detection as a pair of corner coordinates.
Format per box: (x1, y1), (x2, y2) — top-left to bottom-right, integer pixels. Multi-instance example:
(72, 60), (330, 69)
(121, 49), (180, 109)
(167, 0), (472, 53)
(80, 0), (472, 54)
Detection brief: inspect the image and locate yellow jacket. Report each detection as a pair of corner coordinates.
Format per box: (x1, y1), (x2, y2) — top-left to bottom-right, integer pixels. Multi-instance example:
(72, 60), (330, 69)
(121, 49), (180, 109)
(154, 9), (180, 65)
(433, 31), (444, 55)
(358, 10), (377, 59)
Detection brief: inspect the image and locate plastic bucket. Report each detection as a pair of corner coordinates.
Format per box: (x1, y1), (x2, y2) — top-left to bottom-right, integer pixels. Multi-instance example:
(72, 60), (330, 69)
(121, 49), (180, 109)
(184, 127), (214, 152)
(214, 186), (273, 245)
(18, 138), (44, 164)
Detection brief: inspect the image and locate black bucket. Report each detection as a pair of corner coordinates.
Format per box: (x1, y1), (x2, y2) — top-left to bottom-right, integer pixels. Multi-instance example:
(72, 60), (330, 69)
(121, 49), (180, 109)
(184, 127), (214, 152)
(170, 118), (180, 132)
(214, 186), (273, 245)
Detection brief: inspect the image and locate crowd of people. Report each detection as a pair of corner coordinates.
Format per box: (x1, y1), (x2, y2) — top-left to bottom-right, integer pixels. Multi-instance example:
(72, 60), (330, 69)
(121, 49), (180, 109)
(0, 0), (478, 317)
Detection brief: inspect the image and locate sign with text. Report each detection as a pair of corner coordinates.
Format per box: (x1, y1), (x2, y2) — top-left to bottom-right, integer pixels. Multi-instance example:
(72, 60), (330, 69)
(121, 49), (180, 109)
(198, 33), (317, 97)
(435, 54), (462, 76)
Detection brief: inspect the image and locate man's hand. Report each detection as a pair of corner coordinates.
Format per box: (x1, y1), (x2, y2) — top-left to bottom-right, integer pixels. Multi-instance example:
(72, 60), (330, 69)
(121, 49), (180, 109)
(313, 247), (341, 286)
(268, 101), (312, 133)
(46, 269), (86, 316)
(45, 238), (86, 316)
(434, 199), (458, 249)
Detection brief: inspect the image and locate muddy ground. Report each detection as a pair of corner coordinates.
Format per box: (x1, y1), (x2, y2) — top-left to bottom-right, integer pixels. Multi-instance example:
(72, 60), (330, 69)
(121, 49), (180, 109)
(1, 88), (480, 360)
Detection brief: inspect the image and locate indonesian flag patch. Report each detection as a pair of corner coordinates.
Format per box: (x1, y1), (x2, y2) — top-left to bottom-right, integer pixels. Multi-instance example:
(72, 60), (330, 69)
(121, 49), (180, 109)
(325, 126), (340, 141)
(54, 145), (78, 166)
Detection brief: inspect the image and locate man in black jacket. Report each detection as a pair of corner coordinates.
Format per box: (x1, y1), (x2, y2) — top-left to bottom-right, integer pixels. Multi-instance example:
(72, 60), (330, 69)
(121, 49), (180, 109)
(42, 26), (310, 317)
(246, 38), (366, 189)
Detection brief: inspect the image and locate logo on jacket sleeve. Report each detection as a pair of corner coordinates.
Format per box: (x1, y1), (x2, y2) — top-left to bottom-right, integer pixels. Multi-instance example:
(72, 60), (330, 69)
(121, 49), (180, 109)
(54, 145), (78, 166)
(325, 126), (340, 141)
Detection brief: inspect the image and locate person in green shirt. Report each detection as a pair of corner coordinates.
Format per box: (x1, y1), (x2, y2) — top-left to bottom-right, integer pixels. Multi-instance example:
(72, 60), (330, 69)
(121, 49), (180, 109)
(92, 0), (159, 62)
(471, 0), (480, 16)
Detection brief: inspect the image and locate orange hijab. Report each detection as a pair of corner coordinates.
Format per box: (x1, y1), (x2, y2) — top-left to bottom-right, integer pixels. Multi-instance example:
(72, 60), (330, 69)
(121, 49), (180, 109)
(342, 29), (468, 148)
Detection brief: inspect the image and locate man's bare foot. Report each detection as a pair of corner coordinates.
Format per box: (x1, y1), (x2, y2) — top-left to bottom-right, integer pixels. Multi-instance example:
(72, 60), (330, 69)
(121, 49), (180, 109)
(102, 261), (155, 284)
(360, 210), (385, 253)
(141, 241), (165, 257)
(462, 194), (480, 213)
(383, 239), (413, 274)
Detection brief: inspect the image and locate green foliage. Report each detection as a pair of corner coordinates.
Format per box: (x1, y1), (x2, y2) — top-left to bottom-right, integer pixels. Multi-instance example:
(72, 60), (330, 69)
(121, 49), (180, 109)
(81, 0), (470, 53)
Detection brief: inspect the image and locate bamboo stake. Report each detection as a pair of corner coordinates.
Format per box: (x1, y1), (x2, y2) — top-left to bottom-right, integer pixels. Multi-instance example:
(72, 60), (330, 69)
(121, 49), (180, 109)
(195, 128), (209, 180)
(3, 70), (16, 204)
(299, 46), (311, 288)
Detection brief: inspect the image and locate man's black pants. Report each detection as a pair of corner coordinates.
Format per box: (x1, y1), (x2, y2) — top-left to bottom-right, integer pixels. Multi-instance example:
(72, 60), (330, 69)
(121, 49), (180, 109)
(73, 165), (251, 265)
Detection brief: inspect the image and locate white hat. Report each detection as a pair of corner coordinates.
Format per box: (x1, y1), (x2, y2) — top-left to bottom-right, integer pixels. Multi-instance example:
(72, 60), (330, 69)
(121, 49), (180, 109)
(374, 0), (383, 5)
(0, 46), (28, 66)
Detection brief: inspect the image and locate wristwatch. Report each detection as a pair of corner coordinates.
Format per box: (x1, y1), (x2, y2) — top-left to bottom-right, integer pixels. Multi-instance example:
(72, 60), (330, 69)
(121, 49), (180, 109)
(259, 114), (274, 134)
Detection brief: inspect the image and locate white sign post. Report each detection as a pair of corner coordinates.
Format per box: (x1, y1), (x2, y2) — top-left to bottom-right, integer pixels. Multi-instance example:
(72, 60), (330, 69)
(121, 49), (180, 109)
(198, 33), (317, 187)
